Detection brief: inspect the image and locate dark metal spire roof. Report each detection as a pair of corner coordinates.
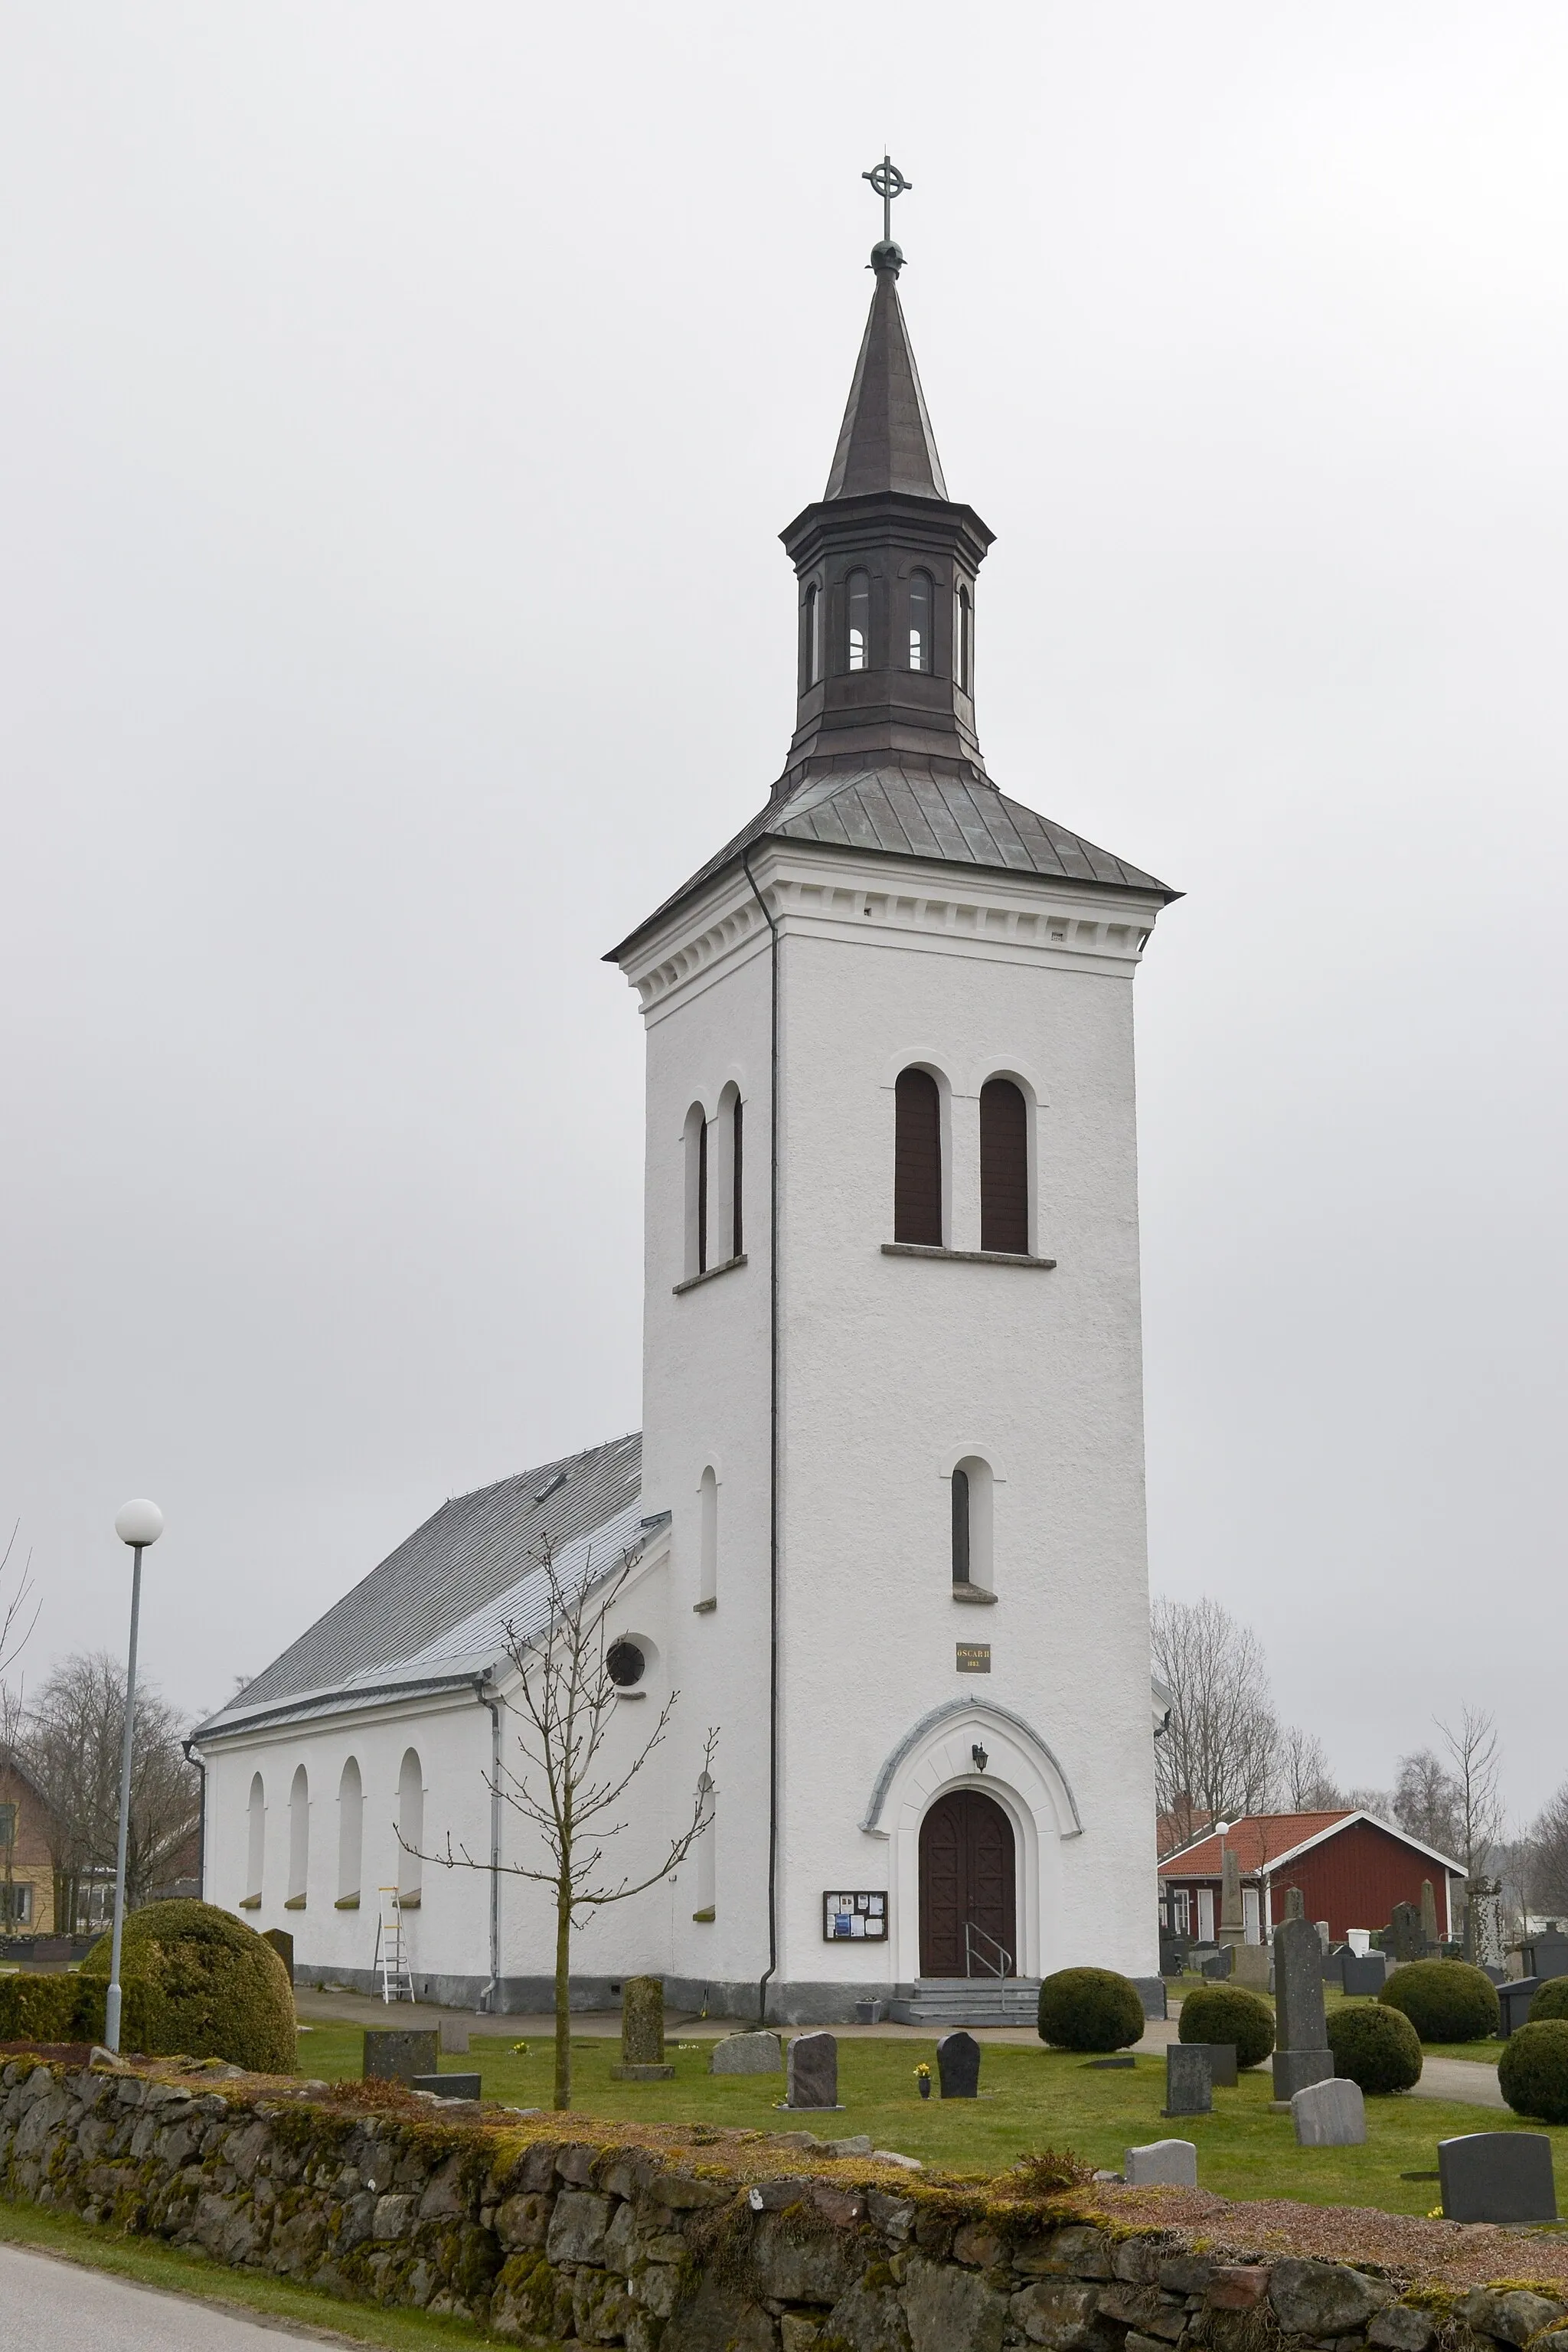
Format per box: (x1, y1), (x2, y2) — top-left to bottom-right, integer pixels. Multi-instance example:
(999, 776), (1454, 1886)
(823, 245), (949, 502)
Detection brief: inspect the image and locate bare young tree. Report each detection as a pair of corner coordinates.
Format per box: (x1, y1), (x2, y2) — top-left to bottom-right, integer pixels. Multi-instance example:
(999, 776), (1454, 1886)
(413, 1540), (717, 2112)
(1276, 1726), (1343, 1811)
(19, 1653), (200, 1930)
(1528, 1782), (1568, 1919)
(1391, 1747), (1462, 1856)
(1436, 1707), (1504, 1877)
(1152, 1596), (1278, 1854)
(0, 1522), (40, 1931)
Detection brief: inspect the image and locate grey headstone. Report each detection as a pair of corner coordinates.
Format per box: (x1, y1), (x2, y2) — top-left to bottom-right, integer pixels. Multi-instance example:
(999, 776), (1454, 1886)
(936, 2030), (980, 2099)
(1200, 1946), (1234, 1981)
(1184, 2041), (1237, 2087)
(1498, 1978), (1542, 2038)
(1315, 1920), (1331, 1952)
(1420, 1880), (1439, 1949)
(1341, 1952), (1388, 1996)
(1165, 2044), (1212, 2115)
(1220, 1847), (1245, 1940)
(1125, 2138), (1197, 2187)
(1274, 2047), (1335, 2100)
(1273, 1914), (1328, 2055)
(620, 1975), (666, 2066)
(1439, 2132), (1558, 2223)
(411, 2072), (482, 2101)
(1292, 2077), (1366, 2146)
(1386, 1902), (1427, 1963)
(786, 2031), (838, 2109)
(711, 2030), (782, 2075)
(364, 2029), (438, 2084)
(1283, 1885), (1305, 1921)
(439, 2018), (469, 2054)
(1524, 1929), (1568, 1983)
(1230, 1944), (1272, 1993)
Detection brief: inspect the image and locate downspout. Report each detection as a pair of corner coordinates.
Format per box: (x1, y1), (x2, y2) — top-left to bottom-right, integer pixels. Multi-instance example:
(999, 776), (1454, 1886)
(741, 845), (780, 2027)
(473, 1681), (502, 2013)
(181, 1736), (207, 1903)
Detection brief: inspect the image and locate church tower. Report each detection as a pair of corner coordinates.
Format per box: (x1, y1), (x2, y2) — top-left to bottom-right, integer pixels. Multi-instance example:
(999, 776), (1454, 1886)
(609, 207), (1176, 2023)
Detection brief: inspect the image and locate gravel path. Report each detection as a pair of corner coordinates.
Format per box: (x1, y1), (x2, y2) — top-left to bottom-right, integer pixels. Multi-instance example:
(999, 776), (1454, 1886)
(0, 2242), (332, 2346)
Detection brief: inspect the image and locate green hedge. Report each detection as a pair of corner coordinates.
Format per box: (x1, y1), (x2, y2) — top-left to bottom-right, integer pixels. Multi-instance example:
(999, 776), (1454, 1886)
(83, 1900), (294, 2073)
(1178, 1983), (1275, 2069)
(1037, 1968), (1146, 2052)
(0, 1971), (153, 2048)
(1325, 2001), (1423, 2093)
(1378, 1958), (1499, 2043)
(1498, 2019), (1568, 2125)
(1528, 1977), (1568, 2024)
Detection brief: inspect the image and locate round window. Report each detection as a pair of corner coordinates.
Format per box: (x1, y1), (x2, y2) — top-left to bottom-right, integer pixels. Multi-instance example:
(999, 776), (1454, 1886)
(606, 1639), (646, 1690)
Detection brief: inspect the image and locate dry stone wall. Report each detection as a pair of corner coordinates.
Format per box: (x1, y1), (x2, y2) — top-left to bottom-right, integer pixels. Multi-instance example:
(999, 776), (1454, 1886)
(2, 2054), (1566, 2352)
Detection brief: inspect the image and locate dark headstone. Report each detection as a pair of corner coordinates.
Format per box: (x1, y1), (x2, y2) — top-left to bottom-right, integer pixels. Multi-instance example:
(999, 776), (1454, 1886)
(1522, 1930), (1568, 1983)
(612, 1973), (675, 2082)
(1272, 1913), (1332, 2102)
(411, 2073), (482, 2101)
(1164, 2043), (1212, 2115)
(1386, 1903), (1428, 1963)
(364, 2029), (438, 2084)
(936, 2030), (981, 2099)
(1200, 1946), (1233, 1981)
(1341, 1952), (1388, 1997)
(1159, 1938), (1188, 1978)
(786, 2031), (839, 2109)
(1184, 2041), (1237, 2087)
(1439, 2132), (1558, 2223)
(261, 1927), (294, 1984)
(1498, 1978), (1542, 2039)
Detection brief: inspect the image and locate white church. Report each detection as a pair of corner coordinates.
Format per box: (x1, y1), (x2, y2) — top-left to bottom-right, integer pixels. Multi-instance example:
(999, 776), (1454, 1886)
(191, 221), (1178, 2026)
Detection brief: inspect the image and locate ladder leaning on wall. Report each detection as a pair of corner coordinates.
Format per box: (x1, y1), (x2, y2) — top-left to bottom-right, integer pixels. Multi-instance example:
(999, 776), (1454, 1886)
(372, 1886), (414, 2003)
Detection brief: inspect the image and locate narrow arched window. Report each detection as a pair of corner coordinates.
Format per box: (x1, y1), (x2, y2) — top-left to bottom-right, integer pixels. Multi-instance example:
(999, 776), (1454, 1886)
(286, 1765), (309, 1908)
(244, 1772), (265, 1908)
(909, 570), (933, 672)
(952, 1466), (971, 1583)
(337, 1757), (363, 1909)
(397, 1748), (423, 1905)
(731, 1095), (743, 1256)
(847, 570), (870, 671)
(699, 1465), (718, 1606)
(952, 1456), (995, 1591)
(956, 584), (972, 693)
(980, 1078), (1029, 1253)
(803, 584), (821, 687)
(683, 1102), (707, 1279)
(713, 1083), (742, 1264)
(894, 1067), (942, 1246)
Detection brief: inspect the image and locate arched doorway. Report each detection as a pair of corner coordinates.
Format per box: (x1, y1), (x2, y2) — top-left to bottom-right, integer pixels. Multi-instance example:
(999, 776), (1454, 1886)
(919, 1788), (1017, 1977)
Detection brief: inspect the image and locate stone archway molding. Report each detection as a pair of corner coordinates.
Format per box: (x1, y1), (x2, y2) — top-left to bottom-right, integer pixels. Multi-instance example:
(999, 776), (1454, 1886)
(859, 1698), (1083, 1838)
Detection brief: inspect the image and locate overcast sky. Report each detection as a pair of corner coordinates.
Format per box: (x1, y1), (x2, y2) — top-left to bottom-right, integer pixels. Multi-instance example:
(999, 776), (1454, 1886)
(2, 6), (1564, 1823)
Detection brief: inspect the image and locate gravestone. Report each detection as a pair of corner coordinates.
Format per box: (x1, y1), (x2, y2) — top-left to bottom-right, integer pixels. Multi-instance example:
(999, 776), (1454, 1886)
(261, 1928), (294, 1985)
(786, 2031), (839, 2109)
(1272, 1914), (1334, 2102)
(1498, 1978), (1542, 2039)
(1283, 1886), (1305, 1921)
(1341, 1952), (1388, 1997)
(1292, 2077), (1366, 2147)
(1219, 1848), (1246, 1946)
(612, 1974), (675, 2081)
(1230, 1945), (1272, 1994)
(1125, 2139), (1197, 2187)
(1420, 1880), (1440, 1950)
(364, 2029), (438, 2084)
(439, 2018), (469, 2055)
(1386, 1903), (1427, 1963)
(710, 2030), (782, 2075)
(1184, 2041), (1238, 2087)
(1523, 1929), (1568, 1983)
(936, 2030), (981, 2099)
(411, 2072), (482, 2101)
(1439, 2132), (1558, 2224)
(1200, 1947), (1234, 1981)
(1315, 1920), (1331, 1953)
(1164, 2044), (1212, 2115)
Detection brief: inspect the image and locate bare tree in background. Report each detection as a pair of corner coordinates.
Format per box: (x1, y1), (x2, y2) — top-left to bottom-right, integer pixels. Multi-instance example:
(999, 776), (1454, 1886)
(1528, 1782), (1568, 1919)
(1276, 1726), (1342, 1811)
(1437, 1708), (1504, 1877)
(413, 1540), (717, 2112)
(1391, 1747), (1463, 1856)
(1152, 1597), (1278, 1854)
(19, 1653), (200, 1932)
(0, 1522), (40, 1931)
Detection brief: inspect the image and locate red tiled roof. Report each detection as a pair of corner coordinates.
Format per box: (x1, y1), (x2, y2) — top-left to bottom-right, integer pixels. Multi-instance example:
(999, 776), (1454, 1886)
(1158, 1811), (1352, 1880)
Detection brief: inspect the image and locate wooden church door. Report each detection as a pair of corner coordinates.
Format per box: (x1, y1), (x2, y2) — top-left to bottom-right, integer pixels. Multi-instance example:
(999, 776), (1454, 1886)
(918, 1788), (1017, 1977)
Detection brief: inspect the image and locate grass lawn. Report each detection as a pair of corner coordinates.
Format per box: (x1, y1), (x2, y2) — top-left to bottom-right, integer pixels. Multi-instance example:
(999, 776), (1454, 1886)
(296, 2024), (1566, 2216)
(0, 2194), (504, 2347)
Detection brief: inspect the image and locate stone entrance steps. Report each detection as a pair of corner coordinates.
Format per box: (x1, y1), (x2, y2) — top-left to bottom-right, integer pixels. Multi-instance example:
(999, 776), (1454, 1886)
(886, 1978), (1041, 2027)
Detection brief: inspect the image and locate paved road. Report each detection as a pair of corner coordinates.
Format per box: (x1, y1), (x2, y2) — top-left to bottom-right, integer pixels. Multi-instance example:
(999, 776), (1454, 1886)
(0, 2242), (337, 2347)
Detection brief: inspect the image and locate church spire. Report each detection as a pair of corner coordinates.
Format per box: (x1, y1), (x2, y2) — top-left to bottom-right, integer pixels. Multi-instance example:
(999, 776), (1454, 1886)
(823, 243), (949, 503)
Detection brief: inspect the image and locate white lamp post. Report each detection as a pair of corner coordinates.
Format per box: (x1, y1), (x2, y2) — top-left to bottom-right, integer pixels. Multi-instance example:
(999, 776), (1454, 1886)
(105, 1498), (163, 2054)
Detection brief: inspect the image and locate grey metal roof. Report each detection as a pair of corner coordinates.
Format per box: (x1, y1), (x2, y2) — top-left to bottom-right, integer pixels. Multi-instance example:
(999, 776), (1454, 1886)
(824, 252), (948, 502)
(194, 1432), (642, 1740)
(608, 763), (1177, 962)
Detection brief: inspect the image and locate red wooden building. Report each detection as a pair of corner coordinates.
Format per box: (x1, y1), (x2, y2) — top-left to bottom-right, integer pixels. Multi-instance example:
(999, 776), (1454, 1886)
(1158, 1811), (1465, 1945)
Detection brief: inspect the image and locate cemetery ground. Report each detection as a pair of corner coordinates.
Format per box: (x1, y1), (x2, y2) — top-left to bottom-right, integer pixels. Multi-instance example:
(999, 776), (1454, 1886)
(294, 2014), (1568, 2218)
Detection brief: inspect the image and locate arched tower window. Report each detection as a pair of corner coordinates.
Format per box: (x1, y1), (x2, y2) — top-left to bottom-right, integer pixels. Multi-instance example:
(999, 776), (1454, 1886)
(980, 1078), (1029, 1254)
(711, 1084), (743, 1264)
(698, 1465), (718, 1607)
(846, 570), (870, 671)
(908, 571), (933, 673)
(244, 1772), (265, 1908)
(952, 1456), (995, 1591)
(286, 1764), (309, 1908)
(803, 584), (821, 687)
(337, 1757), (363, 1909)
(956, 583), (972, 693)
(683, 1102), (708, 1279)
(894, 1067), (942, 1246)
(397, 1748), (423, 1906)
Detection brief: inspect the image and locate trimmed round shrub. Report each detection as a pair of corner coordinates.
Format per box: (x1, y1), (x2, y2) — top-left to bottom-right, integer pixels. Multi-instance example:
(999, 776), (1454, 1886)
(83, 1900), (295, 2073)
(1037, 1968), (1146, 2052)
(1498, 2019), (1568, 2124)
(1378, 1958), (1499, 2044)
(1528, 1977), (1568, 2024)
(1325, 2001), (1423, 2094)
(1178, 1983), (1275, 2070)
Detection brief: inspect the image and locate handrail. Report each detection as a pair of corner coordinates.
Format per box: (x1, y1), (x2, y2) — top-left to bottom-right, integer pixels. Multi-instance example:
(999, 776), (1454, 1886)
(964, 1919), (1013, 1979)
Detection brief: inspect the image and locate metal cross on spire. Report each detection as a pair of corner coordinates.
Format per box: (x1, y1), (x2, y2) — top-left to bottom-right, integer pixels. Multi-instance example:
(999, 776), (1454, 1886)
(862, 152), (913, 245)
